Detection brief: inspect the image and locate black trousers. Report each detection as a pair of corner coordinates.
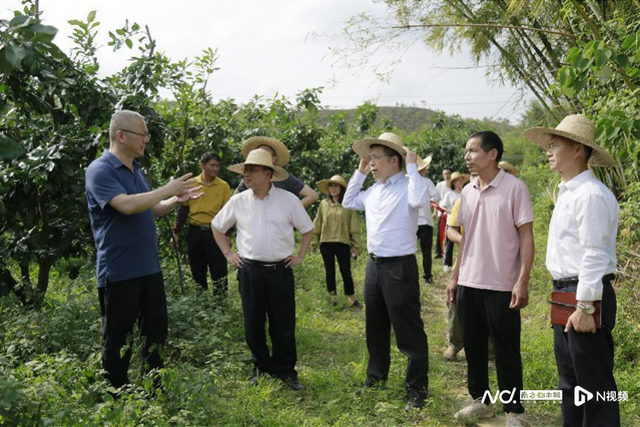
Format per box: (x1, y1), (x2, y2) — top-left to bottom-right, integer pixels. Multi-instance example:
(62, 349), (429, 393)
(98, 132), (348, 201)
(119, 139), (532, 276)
(456, 285), (524, 414)
(444, 236), (454, 267)
(434, 216), (444, 258)
(98, 272), (167, 388)
(553, 279), (620, 427)
(237, 263), (297, 380)
(364, 255), (429, 398)
(319, 242), (354, 296)
(186, 225), (228, 297)
(416, 224), (434, 282)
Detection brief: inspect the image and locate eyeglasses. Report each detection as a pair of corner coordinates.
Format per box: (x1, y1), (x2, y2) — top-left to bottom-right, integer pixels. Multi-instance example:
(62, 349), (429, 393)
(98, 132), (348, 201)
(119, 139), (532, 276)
(367, 154), (391, 163)
(120, 129), (151, 141)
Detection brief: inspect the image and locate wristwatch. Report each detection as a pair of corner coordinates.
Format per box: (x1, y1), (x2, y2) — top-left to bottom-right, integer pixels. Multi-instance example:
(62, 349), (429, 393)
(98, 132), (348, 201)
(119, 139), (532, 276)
(577, 302), (596, 315)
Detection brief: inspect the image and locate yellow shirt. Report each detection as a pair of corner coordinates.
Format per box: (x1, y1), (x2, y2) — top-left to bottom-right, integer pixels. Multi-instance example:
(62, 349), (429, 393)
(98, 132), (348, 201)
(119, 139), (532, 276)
(185, 174), (231, 227)
(312, 199), (362, 250)
(447, 198), (464, 235)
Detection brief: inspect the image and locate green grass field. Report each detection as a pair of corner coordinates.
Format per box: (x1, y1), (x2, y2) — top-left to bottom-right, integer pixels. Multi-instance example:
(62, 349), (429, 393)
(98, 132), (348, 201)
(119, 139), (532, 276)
(2, 237), (639, 426)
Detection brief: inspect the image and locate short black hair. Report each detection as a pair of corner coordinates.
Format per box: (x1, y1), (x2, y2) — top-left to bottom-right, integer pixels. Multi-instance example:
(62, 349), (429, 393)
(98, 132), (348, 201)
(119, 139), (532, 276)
(443, 167), (453, 173)
(371, 144), (404, 170)
(200, 151), (221, 164)
(469, 131), (504, 162)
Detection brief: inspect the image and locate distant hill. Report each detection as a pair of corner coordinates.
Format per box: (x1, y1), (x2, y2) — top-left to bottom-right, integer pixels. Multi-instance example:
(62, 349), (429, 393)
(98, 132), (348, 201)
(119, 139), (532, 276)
(317, 106), (440, 134)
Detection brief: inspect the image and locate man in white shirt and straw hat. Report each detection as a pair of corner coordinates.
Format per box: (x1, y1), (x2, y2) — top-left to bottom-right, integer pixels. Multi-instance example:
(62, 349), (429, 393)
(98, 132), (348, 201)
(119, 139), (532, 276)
(524, 114), (620, 427)
(212, 148), (313, 391)
(343, 132), (431, 411)
(417, 154), (440, 285)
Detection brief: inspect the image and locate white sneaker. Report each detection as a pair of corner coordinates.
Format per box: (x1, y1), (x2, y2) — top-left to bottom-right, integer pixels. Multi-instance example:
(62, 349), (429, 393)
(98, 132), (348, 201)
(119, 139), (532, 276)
(443, 265), (452, 273)
(454, 399), (495, 421)
(505, 412), (530, 427)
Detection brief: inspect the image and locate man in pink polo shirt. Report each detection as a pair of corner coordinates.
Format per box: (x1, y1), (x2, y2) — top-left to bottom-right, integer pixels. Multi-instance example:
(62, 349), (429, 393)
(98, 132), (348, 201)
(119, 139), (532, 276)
(446, 131), (534, 427)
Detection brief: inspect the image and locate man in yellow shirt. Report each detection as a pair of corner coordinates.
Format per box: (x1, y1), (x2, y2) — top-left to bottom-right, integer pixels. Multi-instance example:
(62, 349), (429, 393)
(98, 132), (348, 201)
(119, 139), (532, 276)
(172, 152), (231, 298)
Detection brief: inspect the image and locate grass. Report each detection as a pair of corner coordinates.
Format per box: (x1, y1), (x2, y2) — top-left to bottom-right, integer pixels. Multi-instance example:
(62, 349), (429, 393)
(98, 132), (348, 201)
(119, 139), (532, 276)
(1, 238), (639, 426)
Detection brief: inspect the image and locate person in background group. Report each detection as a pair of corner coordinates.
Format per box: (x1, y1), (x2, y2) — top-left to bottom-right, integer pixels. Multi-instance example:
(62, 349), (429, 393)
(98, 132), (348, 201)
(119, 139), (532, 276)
(235, 136), (319, 207)
(343, 132), (431, 411)
(172, 152), (231, 298)
(441, 172), (468, 273)
(85, 110), (203, 390)
(416, 155), (440, 285)
(434, 167), (453, 259)
(447, 131), (534, 427)
(525, 114), (620, 427)
(311, 175), (363, 307)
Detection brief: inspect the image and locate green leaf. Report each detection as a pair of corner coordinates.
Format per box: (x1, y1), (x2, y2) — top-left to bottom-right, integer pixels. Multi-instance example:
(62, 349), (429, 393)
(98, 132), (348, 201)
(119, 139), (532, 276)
(125, 38), (133, 49)
(3, 43), (25, 68)
(572, 55), (592, 72)
(9, 15), (30, 27)
(87, 10), (97, 23)
(0, 134), (25, 160)
(561, 85), (575, 97)
(621, 35), (636, 51)
(594, 49), (612, 68)
(131, 23), (140, 32)
(614, 54), (628, 68)
(598, 65), (613, 83)
(67, 19), (83, 26)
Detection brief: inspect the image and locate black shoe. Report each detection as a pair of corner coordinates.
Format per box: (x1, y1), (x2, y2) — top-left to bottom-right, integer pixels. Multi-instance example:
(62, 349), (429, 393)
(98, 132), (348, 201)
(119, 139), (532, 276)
(284, 378), (304, 391)
(350, 300), (363, 308)
(434, 254), (442, 259)
(249, 376), (259, 386)
(424, 277), (433, 285)
(404, 395), (425, 411)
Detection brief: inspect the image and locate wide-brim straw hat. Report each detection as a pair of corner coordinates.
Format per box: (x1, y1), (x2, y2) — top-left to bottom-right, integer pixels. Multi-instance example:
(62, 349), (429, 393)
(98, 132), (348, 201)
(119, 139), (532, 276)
(352, 132), (426, 170)
(418, 154), (433, 171)
(498, 161), (519, 176)
(241, 136), (290, 167)
(228, 148), (288, 181)
(523, 114), (615, 167)
(448, 171), (469, 189)
(317, 175), (347, 194)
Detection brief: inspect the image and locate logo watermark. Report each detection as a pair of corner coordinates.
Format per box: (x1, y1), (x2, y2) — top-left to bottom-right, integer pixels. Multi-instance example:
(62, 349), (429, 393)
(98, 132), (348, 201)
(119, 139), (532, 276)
(481, 388), (629, 405)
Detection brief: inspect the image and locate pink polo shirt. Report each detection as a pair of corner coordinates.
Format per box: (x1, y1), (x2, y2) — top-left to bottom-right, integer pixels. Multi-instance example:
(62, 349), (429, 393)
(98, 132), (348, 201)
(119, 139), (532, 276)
(458, 169), (534, 292)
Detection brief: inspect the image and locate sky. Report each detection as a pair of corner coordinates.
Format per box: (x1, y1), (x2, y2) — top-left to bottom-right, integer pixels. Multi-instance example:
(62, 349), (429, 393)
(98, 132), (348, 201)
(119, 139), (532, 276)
(3, 0), (533, 122)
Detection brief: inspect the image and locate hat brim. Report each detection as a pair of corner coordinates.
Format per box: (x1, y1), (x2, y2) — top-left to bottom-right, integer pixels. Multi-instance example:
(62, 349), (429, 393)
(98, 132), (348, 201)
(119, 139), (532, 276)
(351, 138), (426, 170)
(448, 174), (470, 189)
(524, 127), (616, 167)
(317, 179), (347, 194)
(418, 154), (433, 171)
(241, 137), (290, 167)
(228, 162), (288, 182)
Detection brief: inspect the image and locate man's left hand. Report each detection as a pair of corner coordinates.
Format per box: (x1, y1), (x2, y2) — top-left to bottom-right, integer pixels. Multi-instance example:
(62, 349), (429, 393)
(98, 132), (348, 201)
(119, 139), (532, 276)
(565, 309), (597, 334)
(285, 255), (305, 268)
(404, 147), (417, 165)
(509, 281), (529, 309)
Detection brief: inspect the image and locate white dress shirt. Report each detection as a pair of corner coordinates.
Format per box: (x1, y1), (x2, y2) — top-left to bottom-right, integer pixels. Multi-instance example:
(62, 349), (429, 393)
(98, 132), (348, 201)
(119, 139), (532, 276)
(343, 164), (429, 257)
(418, 176), (439, 227)
(212, 185), (313, 262)
(546, 169), (619, 301)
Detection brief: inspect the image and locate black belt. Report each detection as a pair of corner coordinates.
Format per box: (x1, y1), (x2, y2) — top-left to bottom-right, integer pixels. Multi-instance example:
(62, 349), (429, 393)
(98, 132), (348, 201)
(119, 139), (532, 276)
(370, 254), (414, 264)
(553, 273), (615, 289)
(189, 224), (211, 231)
(242, 258), (287, 271)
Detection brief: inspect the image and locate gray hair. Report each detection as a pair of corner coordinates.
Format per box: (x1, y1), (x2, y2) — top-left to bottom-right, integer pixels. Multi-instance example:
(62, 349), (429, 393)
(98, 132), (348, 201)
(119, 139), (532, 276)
(109, 110), (145, 143)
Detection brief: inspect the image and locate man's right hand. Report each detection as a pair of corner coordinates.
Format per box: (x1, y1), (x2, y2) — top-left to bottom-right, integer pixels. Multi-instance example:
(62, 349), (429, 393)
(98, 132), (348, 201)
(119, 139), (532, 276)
(170, 232), (179, 250)
(223, 250), (244, 268)
(358, 157), (371, 175)
(446, 277), (457, 303)
(165, 173), (198, 197)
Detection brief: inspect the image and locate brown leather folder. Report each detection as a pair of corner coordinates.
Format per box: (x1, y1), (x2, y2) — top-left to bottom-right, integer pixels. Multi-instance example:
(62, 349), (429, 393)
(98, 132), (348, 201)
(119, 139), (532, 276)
(549, 291), (602, 329)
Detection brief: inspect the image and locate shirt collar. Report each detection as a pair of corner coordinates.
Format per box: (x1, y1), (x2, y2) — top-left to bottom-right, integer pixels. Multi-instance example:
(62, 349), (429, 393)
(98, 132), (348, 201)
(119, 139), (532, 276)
(382, 170), (405, 186)
(104, 150), (139, 170)
(559, 169), (593, 192)
(473, 168), (506, 190)
(197, 173), (218, 186)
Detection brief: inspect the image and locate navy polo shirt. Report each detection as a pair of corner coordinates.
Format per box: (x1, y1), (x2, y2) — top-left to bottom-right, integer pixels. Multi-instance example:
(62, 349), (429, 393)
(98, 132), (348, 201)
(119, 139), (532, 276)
(85, 151), (161, 288)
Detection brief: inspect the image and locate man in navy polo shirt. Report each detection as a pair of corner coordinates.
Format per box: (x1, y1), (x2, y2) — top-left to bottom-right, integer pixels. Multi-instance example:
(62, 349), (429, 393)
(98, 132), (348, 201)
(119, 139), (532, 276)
(86, 110), (201, 390)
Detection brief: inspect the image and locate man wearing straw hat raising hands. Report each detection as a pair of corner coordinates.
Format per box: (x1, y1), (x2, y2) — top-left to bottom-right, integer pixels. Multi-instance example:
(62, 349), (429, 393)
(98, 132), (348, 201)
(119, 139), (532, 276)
(235, 136), (319, 207)
(212, 148), (313, 390)
(525, 114), (620, 427)
(343, 132), (431, 411)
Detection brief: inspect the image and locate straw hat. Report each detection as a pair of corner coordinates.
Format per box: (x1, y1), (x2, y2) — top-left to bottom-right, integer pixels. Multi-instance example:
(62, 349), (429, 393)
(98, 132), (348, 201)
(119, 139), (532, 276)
(418, 154), (433, 171)
(498, 161), (519, 176)
(317, 175), (348, 194)
(352, 132), (427, 170)
(227, 148), (288, 181)
(523, 114), (615, 167)
(241, 136), (290, 167)
(448, 171), (469, 189)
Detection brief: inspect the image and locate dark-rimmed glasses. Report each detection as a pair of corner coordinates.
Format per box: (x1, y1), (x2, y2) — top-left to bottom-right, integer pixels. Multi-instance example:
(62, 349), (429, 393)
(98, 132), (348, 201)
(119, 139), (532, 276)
(120, 129), (151, 141)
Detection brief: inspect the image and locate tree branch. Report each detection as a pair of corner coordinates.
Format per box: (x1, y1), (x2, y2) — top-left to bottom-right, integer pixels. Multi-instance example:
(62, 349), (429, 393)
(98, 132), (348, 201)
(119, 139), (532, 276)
(391, 22), (577, 39)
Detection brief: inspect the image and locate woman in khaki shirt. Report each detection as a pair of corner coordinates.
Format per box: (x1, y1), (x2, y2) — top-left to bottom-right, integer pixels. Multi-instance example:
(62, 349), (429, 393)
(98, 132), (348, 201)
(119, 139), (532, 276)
(312, 175), (363, 307)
